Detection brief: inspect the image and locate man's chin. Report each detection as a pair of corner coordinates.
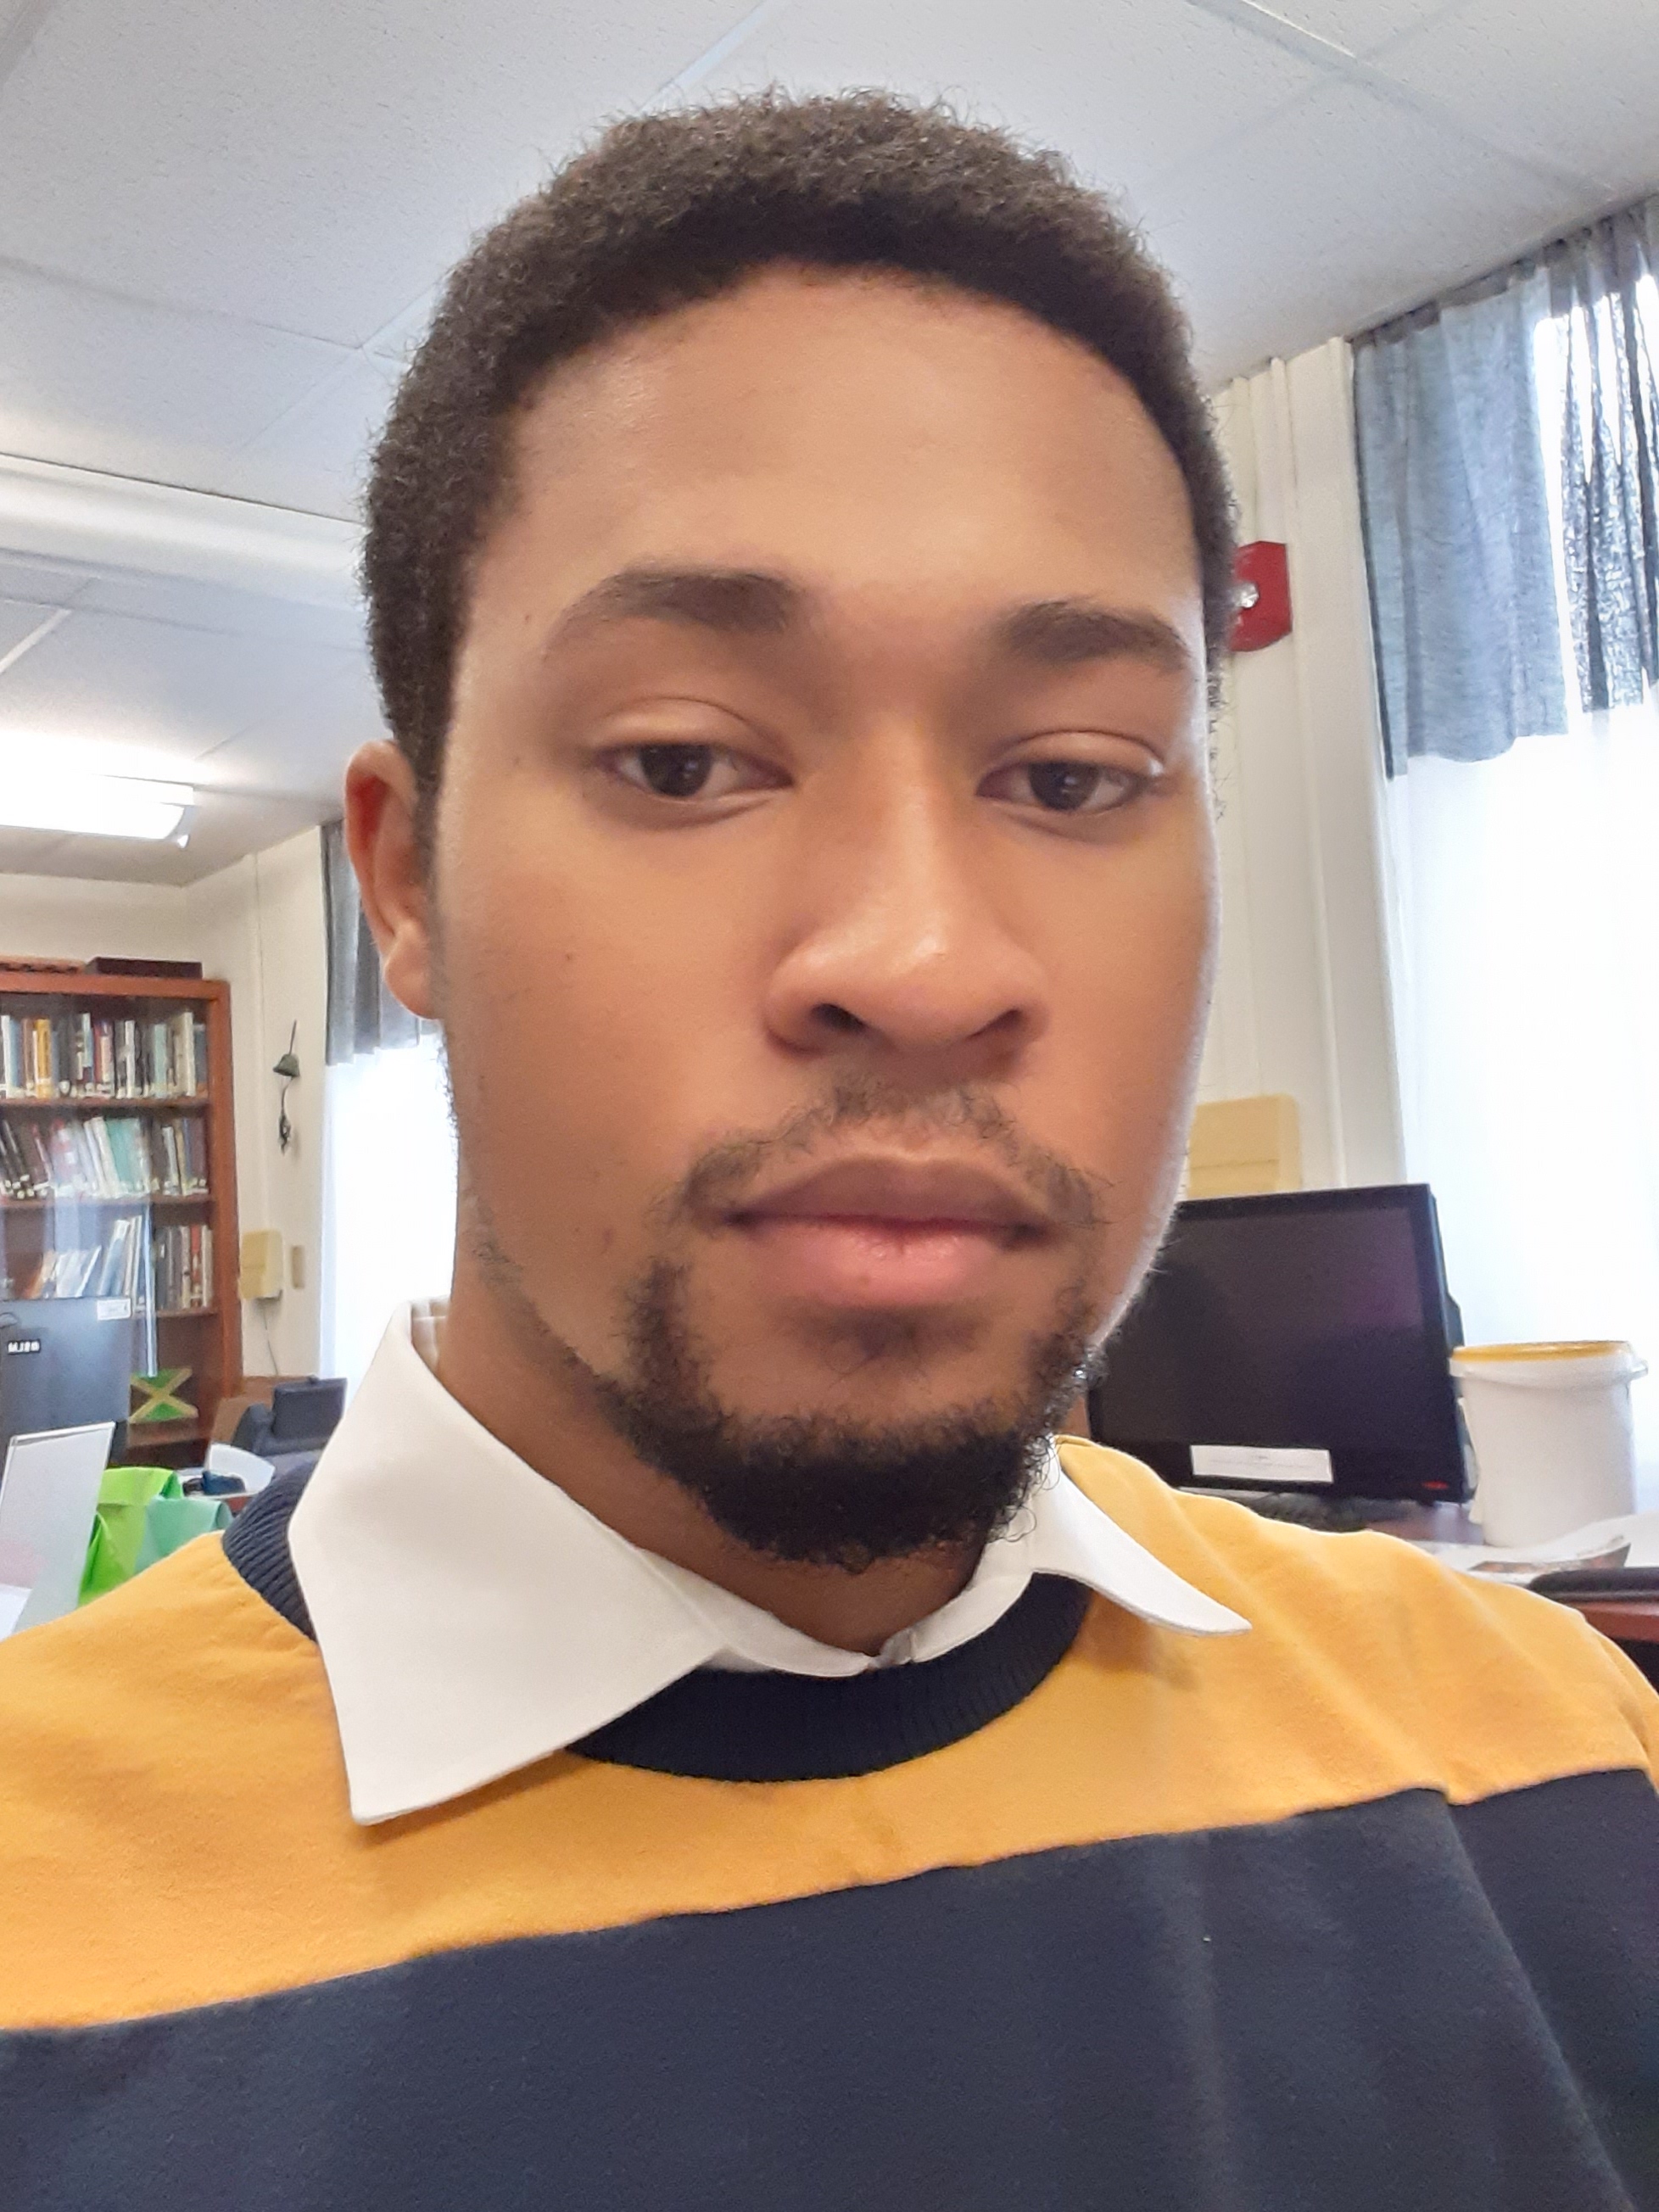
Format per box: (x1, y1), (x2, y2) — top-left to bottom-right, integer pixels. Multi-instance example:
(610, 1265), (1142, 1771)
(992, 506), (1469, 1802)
(592, 1388), (1056, 1570)
(570, 1254), (1099, 1568)
(708, 1295), (1025, 1390)
(701, 1349), (1037, 1434)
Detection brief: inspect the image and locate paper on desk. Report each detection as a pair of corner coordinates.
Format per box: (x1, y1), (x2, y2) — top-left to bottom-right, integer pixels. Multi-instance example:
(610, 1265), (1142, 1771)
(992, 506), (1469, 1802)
(1417, 1510), (1659, 1584)
(204, 1441), (276, 1493)
(0, 1584), (31, 1638)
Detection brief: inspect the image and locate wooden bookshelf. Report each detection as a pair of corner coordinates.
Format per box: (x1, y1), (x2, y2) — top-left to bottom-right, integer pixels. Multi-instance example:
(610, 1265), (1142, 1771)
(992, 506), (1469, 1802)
(0, 967), (242, 1462)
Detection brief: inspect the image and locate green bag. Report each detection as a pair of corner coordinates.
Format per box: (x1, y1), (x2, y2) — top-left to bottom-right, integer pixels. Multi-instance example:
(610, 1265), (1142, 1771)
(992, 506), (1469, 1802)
(132, 1494), (232, 1572)
(79, 1466), (231, 1605)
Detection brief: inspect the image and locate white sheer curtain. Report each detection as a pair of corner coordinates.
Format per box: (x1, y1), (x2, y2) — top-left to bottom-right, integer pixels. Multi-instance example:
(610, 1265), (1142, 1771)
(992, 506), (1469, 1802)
(318, 821), (458, 1393)
(1386, 713), (1659, 1484)
(1380, 254), (1659, 1495)
(320, 1020), (457, 1396)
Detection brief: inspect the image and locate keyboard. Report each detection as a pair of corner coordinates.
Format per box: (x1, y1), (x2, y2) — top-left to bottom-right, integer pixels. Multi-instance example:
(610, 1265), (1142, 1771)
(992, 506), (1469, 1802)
(1202, 1489), (1419, 1533)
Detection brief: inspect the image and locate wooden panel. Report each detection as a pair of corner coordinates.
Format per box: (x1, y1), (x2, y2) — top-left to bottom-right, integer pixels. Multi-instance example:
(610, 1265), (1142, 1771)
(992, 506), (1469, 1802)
(1187, 1093), (1303, 1199)
(0, 971), (218, 1001)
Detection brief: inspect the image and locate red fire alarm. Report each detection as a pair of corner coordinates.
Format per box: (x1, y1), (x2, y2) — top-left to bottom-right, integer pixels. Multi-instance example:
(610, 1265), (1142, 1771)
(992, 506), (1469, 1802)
(1231, 540), (1291, 652)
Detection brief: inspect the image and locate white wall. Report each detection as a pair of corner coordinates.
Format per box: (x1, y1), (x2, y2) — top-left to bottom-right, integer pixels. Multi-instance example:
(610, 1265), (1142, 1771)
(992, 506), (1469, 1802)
(1199, 339), (1405, 1191)
(0, 873), (195, 965)
(184, 827), (327, 1377)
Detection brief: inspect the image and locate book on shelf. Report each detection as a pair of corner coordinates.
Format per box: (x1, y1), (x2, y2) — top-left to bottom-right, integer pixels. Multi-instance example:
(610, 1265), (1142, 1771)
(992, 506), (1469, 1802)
(0, 1211), (213, 1312)
(0, 1007), (209, 1102)
(151, 1221), (213, 1312)
(0, 1112), (209, 1201)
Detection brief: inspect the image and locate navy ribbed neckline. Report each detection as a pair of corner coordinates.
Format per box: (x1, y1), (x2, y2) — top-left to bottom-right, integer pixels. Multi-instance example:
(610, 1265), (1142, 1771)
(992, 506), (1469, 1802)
(224, 1470), (1091, 1784)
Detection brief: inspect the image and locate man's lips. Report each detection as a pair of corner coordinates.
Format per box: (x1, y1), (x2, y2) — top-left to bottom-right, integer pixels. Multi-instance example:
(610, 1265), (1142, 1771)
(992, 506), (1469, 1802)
(725, 1158), (1051, 1309)
(729, 1157), (1051, 1233)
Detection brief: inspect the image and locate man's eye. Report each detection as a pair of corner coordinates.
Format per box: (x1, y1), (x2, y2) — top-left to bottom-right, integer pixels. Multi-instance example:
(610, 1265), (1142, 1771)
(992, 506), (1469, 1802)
(986, 759), (1151, 815)
(612, 745), (756, 800)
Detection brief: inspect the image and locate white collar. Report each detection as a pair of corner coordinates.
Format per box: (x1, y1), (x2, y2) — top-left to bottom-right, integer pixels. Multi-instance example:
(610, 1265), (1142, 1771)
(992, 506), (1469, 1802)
(289, 1305), (1248, 1824)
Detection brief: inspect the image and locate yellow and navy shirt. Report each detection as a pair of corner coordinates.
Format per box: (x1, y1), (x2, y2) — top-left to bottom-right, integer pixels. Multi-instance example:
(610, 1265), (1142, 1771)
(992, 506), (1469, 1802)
(0, 1444), (1656, 2209)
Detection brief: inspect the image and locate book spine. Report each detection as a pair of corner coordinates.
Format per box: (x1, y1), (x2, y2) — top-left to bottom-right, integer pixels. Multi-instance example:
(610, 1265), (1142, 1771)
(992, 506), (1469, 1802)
(94, 1218), (120, 1299)
(88, 1116), (116, 1198)
(169, 1010), (192, 1099)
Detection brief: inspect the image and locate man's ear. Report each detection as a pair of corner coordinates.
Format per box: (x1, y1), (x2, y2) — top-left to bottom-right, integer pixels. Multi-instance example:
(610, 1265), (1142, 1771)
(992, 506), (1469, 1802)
(344, 740), (437, 1019)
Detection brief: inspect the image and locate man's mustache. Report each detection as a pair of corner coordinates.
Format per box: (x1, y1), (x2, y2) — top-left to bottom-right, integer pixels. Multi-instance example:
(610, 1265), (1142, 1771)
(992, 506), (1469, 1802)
(662, 1081), (1110, 1237)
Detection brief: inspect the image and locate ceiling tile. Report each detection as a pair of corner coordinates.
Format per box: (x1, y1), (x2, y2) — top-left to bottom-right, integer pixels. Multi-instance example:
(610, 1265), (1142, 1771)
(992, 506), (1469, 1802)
(1142, 77), (1596, 380)
(0, 828), (80, 876)
(0, 606), (358, 767)
(0, 262), (347, 493)
(71, 573), (367, 654)
(1372, 0), (1659, 204)
(202, 653), (387, 808)
(0, 0), (50, 72)
(366, 286), (441, 369)
(0, 0), (757, 348)
(0, 553), (91, 610)
(0, 595), (63, 662)
(212, 350), (402, 522)
(166, 790), (332, 885)
(0, 790), (328, 887)
(1219, 0), (1464, 60)
(690, 0), (1325, 197)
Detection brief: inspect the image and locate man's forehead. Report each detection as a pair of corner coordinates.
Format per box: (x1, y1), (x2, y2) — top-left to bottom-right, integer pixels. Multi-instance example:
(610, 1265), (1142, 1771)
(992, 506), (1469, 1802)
(479, 286), (1198, 654)
(505, 265), (1194, 522)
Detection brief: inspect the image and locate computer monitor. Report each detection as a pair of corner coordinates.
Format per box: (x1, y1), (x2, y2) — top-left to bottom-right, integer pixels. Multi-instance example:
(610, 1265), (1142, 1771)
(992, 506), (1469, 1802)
(0, 1297), (135, 1468)
(1087, 1184), (1467, 1504)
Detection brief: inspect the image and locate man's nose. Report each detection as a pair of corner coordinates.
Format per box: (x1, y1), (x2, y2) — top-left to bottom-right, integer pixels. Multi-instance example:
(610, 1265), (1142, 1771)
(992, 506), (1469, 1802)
(762, 746), (1049, 1074)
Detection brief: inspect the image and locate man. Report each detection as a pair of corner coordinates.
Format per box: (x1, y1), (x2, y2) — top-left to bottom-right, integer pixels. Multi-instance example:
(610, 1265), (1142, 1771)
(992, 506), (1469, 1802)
(1, 94), (1655, 2211)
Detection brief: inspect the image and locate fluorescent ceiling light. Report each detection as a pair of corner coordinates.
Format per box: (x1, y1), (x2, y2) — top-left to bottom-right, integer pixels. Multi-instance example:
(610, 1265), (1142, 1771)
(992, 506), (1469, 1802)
(0, 769), (194, 841)
(0, 454), (361, 610)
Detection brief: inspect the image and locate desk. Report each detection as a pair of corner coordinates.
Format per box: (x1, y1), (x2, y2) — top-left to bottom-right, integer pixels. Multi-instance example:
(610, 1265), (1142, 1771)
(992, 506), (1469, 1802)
(1360, 1502), (1659, 1688)
(1576, 1599), (1659, 1647)
(1572, 1600), (1659, 1688)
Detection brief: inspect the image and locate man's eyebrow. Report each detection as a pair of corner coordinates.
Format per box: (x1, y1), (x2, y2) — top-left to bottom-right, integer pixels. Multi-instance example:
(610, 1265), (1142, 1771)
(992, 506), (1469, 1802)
(994, 599), (1198, 681)
(547, 566), (807, 648)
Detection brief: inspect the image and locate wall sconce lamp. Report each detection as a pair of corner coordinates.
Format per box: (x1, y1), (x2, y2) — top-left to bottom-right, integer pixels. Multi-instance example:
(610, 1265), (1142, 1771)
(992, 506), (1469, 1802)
(272, 1022), (300, 1153)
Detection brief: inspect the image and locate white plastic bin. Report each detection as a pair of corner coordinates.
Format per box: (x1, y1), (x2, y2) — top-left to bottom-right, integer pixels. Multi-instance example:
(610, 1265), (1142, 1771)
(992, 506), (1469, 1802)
(1451, 1340), (1647, 1548)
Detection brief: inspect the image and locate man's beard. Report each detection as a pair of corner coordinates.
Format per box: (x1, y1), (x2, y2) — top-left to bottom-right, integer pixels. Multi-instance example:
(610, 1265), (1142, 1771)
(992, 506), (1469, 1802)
(464, 1079), (1112, 1572)
(575, 1257), (1103, 1572)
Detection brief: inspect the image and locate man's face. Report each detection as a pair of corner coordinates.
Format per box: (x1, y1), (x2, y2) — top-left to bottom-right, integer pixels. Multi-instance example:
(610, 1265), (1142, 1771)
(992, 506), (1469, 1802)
(426, 267), (1214, 1483)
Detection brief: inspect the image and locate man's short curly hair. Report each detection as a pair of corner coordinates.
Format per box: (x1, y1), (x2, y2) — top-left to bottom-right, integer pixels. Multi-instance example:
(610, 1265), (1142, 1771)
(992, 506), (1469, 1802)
(363, 92), (1235, 801)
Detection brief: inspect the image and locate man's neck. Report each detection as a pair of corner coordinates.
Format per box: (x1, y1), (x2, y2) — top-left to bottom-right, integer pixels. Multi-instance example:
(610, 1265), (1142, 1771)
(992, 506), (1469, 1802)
(433, 1262), (978, 1655)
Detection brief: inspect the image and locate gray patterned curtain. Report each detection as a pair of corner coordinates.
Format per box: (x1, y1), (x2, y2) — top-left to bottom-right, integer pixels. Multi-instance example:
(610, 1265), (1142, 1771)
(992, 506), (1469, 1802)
(1353, 193), (1659, 774)
(1552, 198), (1659, 715)
(321, 818), (430, 1064)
